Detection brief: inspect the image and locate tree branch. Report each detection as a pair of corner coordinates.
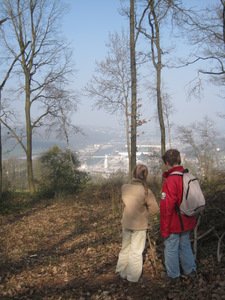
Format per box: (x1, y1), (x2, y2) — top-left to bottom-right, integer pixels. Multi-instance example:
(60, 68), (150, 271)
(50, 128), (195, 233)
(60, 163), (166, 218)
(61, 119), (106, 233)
(217, 232), (225, 263)
(0, 18), (8, 25)
(0, 41), (31, 90)
(0, 119), (27, 154)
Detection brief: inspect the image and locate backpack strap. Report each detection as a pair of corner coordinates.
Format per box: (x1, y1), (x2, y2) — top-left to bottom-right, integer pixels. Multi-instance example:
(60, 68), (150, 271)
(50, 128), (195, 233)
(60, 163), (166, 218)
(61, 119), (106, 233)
(175, 204), (184, 231)
(169, 169), (189, 232)
(169, 169), (188, 176)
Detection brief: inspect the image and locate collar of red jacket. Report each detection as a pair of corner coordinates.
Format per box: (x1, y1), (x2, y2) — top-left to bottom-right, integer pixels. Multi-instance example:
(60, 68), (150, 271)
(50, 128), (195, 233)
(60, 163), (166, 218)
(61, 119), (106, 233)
(162, 165), (184, 178)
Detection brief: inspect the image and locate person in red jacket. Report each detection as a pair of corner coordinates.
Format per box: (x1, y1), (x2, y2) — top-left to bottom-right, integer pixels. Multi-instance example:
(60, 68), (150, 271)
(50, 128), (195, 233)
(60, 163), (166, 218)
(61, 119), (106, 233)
(160, 149), (196, 281)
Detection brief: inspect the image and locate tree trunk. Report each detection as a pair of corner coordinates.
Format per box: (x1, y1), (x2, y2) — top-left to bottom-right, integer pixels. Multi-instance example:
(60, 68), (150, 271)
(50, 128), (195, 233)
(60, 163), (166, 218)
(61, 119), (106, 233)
(222, 0), (225, 44)
(157, 66), (166, 159)
(165, 105), (172, 148)
(25, 76), (35, 195)
(130, 0), (137, 174)
(126, 103), (132, 181)
(0, 89), (2, 196)
(150, 0), (166, 168)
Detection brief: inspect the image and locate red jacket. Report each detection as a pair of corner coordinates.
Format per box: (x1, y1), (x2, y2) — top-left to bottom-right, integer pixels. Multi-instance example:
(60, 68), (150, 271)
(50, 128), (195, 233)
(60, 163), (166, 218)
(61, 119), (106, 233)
(160, 165), (196, 238)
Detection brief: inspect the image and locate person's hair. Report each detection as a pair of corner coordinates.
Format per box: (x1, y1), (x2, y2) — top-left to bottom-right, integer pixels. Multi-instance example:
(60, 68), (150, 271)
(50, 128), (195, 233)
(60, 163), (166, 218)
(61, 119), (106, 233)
(162, 149), (181, 166)
(133, 164), (148, 202)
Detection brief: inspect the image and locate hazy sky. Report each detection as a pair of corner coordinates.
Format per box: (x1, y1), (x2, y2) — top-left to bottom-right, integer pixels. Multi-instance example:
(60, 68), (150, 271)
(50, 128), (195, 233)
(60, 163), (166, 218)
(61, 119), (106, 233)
(63, 0), (224, 134)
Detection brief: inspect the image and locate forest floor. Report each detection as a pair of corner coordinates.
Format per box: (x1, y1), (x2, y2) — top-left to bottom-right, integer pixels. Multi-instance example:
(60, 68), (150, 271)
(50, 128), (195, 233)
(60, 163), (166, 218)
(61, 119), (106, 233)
(0, 187), (225, 300)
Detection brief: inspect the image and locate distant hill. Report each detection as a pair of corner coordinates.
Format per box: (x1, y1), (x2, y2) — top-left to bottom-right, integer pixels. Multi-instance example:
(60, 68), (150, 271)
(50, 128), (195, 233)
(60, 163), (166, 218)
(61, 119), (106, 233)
(2, 124), (162, 158)
(3, 124), (224, 160)
(1, 125), (125, 158)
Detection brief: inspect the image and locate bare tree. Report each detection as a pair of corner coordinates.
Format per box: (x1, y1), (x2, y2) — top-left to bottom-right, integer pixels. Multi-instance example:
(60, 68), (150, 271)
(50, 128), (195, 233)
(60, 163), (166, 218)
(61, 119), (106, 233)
(120, 0), (144, 175)
(162, 93), (175, 149)
(0, 0), (75, 194)
(173, 1), (225, 97)
(44, 84), (81, 167)
(0, 17), (30, 195)
(177, 117), (219, 180)
(85, 30), (133, 180)
(134, 0), (204, 166)
(134, 0), (176, 169)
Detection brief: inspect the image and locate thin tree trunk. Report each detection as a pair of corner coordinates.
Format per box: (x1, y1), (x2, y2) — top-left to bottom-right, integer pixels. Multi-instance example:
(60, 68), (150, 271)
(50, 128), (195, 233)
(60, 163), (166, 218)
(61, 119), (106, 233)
(222, 0), (225, 44)
(130, 0), (137, 174)
(25, 76), (35, 195)
(150, 0), (166, 168)
(60, 106), (74, 169)
(0, 89), (2, 195)
(126, 106), (132, 181)
(156, 67), (166, 159)
(165, 104), (172, 148)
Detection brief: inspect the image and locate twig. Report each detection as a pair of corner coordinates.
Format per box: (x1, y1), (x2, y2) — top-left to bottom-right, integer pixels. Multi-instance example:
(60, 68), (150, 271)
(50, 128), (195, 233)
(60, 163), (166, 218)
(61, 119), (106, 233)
(217, 232), (225, 263)
(147, 230), (158, 275)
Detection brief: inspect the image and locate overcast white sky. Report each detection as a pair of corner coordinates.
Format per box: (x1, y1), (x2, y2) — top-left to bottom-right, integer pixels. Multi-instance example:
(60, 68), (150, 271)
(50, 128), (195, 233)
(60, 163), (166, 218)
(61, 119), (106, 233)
(63, 0), (224, 134)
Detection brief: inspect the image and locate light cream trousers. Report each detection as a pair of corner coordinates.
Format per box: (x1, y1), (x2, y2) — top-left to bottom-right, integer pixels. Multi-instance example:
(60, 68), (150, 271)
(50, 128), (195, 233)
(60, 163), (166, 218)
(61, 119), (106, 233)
(116, 227), (147, 282)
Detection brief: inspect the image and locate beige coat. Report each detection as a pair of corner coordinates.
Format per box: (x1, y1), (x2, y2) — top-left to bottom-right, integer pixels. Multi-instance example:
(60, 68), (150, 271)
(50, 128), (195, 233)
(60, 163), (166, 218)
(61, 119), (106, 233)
(121, 179), (159, 230)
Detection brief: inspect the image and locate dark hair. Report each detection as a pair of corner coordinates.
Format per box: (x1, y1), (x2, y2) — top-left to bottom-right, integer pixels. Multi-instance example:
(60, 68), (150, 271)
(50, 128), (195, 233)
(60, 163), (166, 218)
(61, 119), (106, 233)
(133, 164), (148, 201)
(162, 149), (181, 166)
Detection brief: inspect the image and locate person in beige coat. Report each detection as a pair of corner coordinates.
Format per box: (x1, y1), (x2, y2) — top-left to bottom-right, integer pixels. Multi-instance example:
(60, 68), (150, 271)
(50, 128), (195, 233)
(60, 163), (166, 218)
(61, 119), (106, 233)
(116, 164), (159, 283)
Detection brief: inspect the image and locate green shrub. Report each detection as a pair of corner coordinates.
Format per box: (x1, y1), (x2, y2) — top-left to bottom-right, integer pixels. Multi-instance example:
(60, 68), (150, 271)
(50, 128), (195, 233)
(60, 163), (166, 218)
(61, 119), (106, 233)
(38, 146), (89, 197)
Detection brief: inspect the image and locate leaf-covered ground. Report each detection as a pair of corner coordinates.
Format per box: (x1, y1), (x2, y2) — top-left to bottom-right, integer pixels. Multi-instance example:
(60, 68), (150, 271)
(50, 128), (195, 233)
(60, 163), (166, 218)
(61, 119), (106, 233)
(0, 189), (225, 300)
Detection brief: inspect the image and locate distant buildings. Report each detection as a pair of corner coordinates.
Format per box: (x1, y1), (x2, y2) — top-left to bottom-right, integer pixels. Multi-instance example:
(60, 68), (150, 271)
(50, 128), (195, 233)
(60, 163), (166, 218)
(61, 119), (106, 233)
(78, 143), (162, 176)
(78, 139), (225, 177)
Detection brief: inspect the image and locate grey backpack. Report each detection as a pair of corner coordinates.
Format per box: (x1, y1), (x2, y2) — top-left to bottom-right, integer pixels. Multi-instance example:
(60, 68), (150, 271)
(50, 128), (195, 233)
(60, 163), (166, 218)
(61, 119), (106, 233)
(170, 169), (206, 217)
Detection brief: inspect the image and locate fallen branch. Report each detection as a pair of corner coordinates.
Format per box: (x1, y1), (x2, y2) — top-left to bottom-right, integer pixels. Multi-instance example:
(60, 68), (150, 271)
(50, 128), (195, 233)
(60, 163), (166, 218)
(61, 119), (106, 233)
(193, 214), (202, 260)
(193, 213), (215, 260)
(192, 227), (215, 243)
(193, 225), (214, 260)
